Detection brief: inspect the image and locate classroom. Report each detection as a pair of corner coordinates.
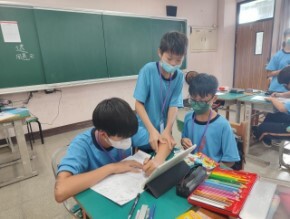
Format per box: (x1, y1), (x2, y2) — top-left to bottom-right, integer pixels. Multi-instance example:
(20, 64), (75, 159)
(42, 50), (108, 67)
(0, 0), (290, 218)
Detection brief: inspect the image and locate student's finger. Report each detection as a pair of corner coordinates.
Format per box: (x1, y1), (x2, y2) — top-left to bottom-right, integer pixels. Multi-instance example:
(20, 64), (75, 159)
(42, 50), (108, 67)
(129, 160), (143, 169)
(143, 158), (149, 165)
(144, 164), (156, 176)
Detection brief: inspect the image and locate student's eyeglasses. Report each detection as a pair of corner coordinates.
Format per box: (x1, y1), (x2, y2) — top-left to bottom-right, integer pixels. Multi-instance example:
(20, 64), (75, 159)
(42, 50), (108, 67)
(188, 96), (214, 105)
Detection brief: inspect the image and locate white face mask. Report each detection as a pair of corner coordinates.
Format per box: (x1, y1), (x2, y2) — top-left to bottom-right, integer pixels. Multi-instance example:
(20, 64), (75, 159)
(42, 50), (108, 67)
(108, 137), (131, 150)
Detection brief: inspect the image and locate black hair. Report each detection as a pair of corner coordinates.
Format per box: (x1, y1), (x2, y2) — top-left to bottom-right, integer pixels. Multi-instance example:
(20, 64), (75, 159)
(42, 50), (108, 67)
(284, 28), (290, 37)
(159, 31), (188, 56)
(278, 66), (290, 84)
(189, 73), (218, 98)
(92, 98), (138, 138)
(185, 71), (199, 85)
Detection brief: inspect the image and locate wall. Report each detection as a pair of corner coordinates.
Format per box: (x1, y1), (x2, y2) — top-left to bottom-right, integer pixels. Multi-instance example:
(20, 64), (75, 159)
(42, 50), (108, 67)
(0, 0), (236, 133)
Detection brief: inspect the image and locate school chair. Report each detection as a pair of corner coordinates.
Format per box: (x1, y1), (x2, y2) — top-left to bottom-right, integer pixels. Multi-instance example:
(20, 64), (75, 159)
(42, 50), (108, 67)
(258, 131), (290, 169)
(26, 116), (44, 150)
(51, 145), (83, 219)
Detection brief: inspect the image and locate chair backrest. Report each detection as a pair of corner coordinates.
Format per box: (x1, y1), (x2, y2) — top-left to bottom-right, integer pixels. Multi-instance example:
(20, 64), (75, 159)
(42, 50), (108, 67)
(230, 121), (248, 170)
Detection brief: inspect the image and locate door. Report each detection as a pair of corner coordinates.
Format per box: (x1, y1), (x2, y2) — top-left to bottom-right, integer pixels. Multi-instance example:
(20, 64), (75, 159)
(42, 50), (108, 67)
(234, 19), (273, 90)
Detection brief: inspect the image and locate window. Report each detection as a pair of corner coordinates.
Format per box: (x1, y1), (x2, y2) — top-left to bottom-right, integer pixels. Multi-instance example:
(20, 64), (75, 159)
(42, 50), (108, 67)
(239, 0), (275, 24)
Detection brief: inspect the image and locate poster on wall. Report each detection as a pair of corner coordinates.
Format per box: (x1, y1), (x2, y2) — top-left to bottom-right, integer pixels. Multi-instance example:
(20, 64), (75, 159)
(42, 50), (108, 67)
(0, 21), (21, 43)
(255, 31), (263, 55)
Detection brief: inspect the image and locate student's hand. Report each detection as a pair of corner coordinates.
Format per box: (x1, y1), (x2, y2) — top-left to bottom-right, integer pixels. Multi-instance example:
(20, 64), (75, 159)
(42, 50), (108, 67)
(149, 129), (166, 152)
(265, 97), (274, 102)
(181, 138), (193, 149)
(143, 157), (163, 176)
(161, 130), (176, 149)
(112, 160), (143, 174)
(271, 92), (281, 97)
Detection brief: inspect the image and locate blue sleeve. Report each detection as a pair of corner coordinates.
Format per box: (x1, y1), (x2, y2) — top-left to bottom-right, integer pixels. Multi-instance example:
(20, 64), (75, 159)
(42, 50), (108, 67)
(57, 140), (89, 175)
(182, 112), (192, 138)
(266, 52), (279, 71)
(133, 66), (149, 103)
(284, 102), (290, 114)
(220, 122), (240, 162)
(169, 73), (184, 108)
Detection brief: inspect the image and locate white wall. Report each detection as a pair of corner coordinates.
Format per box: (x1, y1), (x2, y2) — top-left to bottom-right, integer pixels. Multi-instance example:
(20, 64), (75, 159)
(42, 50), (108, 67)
(1, 0), (236, 132)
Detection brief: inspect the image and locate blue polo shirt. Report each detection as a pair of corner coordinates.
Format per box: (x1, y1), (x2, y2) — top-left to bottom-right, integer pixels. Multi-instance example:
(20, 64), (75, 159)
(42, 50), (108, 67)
(57, 128), (132, 175)
(182, 112), (240, 163)
(266, 50), (290, 92)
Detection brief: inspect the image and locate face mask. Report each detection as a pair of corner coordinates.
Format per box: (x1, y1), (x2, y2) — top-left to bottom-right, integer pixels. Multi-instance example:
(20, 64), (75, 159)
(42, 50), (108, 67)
(161, 61), (181, 74)
(108, 137), (131, 150)
(191, 101), (211, 115)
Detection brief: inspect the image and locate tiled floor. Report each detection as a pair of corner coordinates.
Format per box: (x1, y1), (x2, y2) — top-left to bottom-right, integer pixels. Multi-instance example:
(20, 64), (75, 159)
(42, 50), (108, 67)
(0, 108), (290, 218)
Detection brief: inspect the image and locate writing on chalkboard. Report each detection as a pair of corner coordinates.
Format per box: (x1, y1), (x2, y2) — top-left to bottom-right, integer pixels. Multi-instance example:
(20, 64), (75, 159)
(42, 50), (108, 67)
(15, 44), (34, 61)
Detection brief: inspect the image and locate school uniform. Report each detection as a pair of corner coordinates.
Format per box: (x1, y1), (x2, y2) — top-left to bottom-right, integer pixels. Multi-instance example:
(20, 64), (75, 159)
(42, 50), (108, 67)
(57, 128), (132, 175)
(253, 102), (290, 144)
(266, 50), (290, 92)
(132, 62), (184, 148)
(182, 111), (240, 163)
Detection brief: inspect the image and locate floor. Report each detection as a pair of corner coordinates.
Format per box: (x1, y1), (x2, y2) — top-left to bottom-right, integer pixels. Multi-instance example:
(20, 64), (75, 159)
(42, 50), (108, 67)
(0, 108), (290, 218)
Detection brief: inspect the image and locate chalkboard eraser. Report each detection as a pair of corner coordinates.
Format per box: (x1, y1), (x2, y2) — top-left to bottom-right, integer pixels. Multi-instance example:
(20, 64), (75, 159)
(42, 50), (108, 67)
(44, 89), (56, 94)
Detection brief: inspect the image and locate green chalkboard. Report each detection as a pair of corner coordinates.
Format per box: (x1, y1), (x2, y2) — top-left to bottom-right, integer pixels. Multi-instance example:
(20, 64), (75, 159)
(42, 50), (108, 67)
(34, 9), (107, 83)
(0, 6), (45, 88)
(103, 15), (152, 77)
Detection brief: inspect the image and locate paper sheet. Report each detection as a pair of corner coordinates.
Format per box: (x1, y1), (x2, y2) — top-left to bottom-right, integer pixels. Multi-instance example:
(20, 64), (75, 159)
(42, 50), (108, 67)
(251, 96), (266, 101)
(90, 150), (150, 205)
(0, 21), (21, 43)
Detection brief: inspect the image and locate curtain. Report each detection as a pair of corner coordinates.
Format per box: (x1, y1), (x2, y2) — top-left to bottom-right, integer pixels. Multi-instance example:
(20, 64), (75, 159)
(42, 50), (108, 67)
(276, 0), (290, 50)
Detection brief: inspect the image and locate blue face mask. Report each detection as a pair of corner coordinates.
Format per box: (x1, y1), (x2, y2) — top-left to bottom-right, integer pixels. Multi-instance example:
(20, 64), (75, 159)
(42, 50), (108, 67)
(161, 61), (181, 74)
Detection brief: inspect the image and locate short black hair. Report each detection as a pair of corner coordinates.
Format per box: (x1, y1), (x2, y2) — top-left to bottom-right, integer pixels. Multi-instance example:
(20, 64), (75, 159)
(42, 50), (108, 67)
(278, 66), (290, 84)
(92, 98), (138, 138)
(159, 31), (188, 56)
(284, 28), (290, 37)
(189, 73), (218, 98)
(185, 71), (199, 85)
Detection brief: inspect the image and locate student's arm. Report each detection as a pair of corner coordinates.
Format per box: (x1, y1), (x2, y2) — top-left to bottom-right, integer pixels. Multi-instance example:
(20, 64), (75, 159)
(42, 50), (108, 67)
(161, 106), (178, 148)
(267, 69), (281, 77)
(265, 97), (287, 113)
(143, 141), (171, 176)
(271, 91), (290, 98)
(55, 160), (142, 203)
(135, 100), (164, 151)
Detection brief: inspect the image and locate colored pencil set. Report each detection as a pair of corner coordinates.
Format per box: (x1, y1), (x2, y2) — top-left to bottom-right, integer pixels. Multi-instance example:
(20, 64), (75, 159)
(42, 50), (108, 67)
(187, 168), (258, 217)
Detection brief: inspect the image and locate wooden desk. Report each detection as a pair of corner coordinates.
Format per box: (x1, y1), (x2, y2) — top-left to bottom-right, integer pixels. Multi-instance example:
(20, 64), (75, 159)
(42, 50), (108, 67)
(0, 108), (38, 187)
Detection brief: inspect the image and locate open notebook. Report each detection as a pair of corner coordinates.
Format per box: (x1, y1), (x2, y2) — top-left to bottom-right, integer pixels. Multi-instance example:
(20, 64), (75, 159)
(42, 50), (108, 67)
(90, 146), (195, 205)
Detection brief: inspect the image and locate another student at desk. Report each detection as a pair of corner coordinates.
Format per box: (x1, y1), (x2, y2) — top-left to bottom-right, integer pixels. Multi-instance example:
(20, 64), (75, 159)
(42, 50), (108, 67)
(132, 31), (188, 174)
(54, 98), (167, 204)
(180, 73), (240, 168)
(253, 66), (290, 146)
(266, 28), (290, 92)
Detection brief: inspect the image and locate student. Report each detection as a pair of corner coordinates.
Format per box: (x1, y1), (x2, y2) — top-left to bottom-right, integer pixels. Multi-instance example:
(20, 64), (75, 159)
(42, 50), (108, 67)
(54, 98), (143, 203)
(266, 28), (290, 92)
(253, 66), (290, 147)
(132, 31), (188, 169)
(180, 73), (240, 167)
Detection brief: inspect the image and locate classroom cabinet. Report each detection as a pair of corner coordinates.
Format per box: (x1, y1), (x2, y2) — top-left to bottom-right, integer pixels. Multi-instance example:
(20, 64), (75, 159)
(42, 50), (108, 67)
(190, 27), (217, 52)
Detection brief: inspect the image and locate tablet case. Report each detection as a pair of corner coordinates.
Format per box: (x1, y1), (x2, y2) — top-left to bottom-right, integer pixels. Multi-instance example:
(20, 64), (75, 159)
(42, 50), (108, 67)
(145, 160), (190, 198)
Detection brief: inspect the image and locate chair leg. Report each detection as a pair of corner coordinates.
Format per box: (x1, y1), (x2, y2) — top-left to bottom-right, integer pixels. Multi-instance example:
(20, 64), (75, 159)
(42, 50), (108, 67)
(26, 123), (33, 150)
(29, 122), (35, 143)
(36, 120), (44, 144)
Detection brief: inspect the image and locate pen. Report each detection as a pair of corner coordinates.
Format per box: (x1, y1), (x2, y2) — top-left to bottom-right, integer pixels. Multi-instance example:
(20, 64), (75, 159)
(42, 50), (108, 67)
(149, 152), (156, 160)
(149, 204), (156, 219)
(128, 193), (141, 219)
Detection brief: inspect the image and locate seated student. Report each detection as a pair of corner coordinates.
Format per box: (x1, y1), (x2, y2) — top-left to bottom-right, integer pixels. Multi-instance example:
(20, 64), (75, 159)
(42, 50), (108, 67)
(54, 98), (165, 203)
(180, 73), (240, 168)
(253, 66), (290, 147)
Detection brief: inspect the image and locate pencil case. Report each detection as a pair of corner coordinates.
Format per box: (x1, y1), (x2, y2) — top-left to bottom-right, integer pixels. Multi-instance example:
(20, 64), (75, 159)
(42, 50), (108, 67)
(176, 165), (207, 198)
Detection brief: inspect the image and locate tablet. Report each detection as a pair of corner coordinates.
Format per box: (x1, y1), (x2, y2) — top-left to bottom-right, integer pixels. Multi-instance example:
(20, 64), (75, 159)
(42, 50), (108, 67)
(144, 145), (196, 187)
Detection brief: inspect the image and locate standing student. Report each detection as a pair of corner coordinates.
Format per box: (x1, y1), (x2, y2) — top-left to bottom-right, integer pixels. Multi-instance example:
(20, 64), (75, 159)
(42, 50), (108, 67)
(266, 28), (290, 92)
(132, 31), (188, 171)
(54, 98), (143, 203)
(181, 73), (240, 168)
(253, 66), (290, 146)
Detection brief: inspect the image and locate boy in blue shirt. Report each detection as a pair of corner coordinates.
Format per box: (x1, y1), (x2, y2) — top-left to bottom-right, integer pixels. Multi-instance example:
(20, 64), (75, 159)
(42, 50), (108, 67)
(55, 98), (144, 203)
(132, 31), (188, 172)
(181, 73), (240, 167)
(253, 66), (290, 146)
(266, 28), (290, 92)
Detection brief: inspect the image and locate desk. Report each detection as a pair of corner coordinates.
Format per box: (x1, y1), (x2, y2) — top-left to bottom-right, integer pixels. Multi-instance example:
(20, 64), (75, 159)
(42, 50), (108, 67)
(216, 92), (248, 123)
(237, 94), (274, 165)
(75, 187), (191, 219)
(0, 108), (38, 187)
